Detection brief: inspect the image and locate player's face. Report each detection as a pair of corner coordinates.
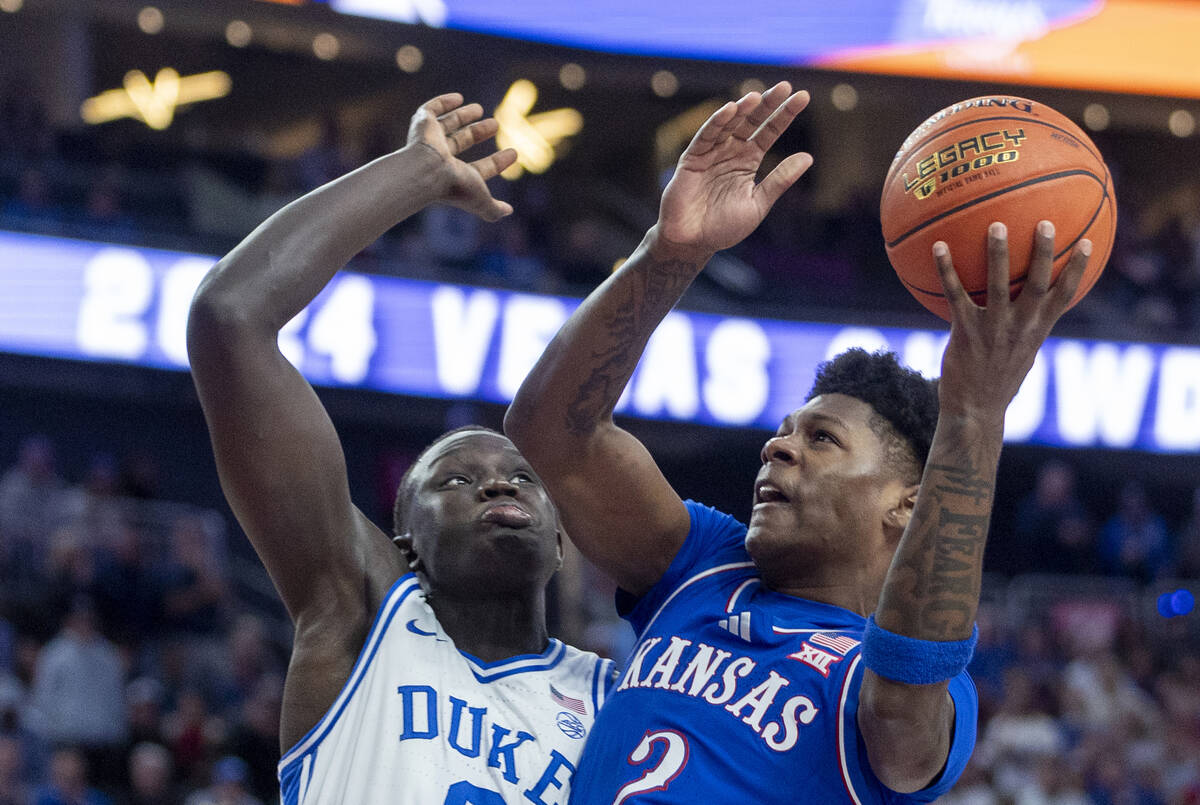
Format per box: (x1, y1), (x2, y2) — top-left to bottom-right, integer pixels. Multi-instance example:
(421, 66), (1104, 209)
(405, 432), (562, 596)
(745, 394), (912, 579)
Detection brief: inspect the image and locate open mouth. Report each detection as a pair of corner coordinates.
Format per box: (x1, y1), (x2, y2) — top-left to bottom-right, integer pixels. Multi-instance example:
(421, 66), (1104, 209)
(755, 482), (790, 505)
(481, 503), (533, 528)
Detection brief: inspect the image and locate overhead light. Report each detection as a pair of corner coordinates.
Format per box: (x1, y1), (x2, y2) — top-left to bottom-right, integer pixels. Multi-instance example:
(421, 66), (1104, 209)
(830, 83), (858, 111)
(559, 63), (586, 91)
(225, 20), (252, 48)
(395, 45), (423, 73)
(655, 100), (723, 166)
(738, 79), (766, 96)
(651, 70), (679, 98)
(81, 68), (231, 130)
(1169, 109), (1195, 138)
(494, 79), (583, 179)
(312, 33), (339, 61)
(0, 0), (24, 13)
(1083, 103), (1109, 131)
(137, 6), (164, 34)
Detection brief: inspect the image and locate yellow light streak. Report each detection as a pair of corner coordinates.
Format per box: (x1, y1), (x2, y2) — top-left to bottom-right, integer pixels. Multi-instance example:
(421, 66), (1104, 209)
(81, 69), (231, 130)
(494, 79), (582, 179)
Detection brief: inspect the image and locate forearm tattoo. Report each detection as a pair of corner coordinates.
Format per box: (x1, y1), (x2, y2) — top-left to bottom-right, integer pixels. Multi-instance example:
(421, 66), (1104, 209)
(564, 259), (697, 435)
(890, 453), (995, 639)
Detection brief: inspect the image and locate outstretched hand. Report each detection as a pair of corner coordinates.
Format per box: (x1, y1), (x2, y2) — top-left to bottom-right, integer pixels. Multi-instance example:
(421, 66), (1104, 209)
(935, 221), (1091, 427)
(656, 82), (813, 259)
(407, 93), (518, 222)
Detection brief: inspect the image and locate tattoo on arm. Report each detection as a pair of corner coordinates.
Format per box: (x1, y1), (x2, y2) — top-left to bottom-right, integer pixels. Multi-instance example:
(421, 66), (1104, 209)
(563, 259), (697, 435)
(890, 456), (995, 639)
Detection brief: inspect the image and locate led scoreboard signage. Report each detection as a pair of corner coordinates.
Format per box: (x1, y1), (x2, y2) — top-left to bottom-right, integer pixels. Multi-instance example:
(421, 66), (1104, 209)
(1, 229), (1198, 453)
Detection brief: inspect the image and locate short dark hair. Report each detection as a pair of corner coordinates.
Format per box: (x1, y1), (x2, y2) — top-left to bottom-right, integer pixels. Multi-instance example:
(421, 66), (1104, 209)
(392, 425), (504, 535)
(806, 349), (938, 482)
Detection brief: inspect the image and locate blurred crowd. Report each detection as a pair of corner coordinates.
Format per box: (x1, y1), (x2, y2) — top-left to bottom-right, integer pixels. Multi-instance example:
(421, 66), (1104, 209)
(1, 428), (1197, 804)
(3, 90), (1200, 337)
(3, 87), (1200, 805)
(0, 435), (285, 805)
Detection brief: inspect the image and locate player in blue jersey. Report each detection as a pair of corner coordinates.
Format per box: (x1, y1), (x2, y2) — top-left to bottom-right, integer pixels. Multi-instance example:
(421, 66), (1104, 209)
(188, 93), (614, 805)
(506, 81), (1093, 802)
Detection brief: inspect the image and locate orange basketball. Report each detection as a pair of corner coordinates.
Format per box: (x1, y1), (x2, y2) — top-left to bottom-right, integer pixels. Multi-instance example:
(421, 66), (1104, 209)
(880, 96), (1116, 321)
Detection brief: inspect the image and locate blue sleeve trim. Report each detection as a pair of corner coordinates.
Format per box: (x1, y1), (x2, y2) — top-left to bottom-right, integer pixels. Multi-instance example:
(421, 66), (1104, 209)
(617, 500), (748, 634)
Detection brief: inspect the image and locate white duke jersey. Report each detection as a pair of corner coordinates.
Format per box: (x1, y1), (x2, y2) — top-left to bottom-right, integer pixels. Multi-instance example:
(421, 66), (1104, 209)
(278, 574), (617, 805)
(569, 501), (978, 805)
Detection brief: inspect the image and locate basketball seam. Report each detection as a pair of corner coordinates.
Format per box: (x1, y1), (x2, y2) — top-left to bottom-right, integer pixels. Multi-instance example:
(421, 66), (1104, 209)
(884, 169), (1105, 249)
(899, 190), (1114, 300)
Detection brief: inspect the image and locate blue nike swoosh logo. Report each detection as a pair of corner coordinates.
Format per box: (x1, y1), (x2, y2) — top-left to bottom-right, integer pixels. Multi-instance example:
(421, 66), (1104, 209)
(406, 619), (439, 638)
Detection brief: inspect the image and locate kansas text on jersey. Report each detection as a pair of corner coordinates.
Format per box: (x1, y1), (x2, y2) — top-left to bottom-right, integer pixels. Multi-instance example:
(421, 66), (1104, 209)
(279, 574), (617, 805)
(568, 501), (978, 805)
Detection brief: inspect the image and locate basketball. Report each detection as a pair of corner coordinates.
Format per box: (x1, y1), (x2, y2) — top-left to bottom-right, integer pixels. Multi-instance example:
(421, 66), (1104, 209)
(880, 96), (1116, 321)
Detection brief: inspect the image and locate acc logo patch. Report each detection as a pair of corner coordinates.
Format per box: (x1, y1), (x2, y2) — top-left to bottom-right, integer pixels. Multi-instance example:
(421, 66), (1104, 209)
(556, 711), (586, 739)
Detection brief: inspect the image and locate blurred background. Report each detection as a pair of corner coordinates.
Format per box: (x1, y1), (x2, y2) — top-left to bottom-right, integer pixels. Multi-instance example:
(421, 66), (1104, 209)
(1, 1), (1199, 802)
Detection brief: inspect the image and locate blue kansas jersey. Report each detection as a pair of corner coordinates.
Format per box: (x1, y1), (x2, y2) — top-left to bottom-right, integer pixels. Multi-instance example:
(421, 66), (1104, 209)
(569, 501), (977, 804)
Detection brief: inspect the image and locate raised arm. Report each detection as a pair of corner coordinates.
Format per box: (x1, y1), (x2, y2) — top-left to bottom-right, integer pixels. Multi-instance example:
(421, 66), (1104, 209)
(187, 94), (516, 621)
(506, 83), (812, 596)
(858, 222), (1090, 791)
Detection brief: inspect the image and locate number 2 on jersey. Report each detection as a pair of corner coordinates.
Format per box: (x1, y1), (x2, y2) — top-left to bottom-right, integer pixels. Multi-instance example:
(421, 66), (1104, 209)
(612, 730), (690, 804)
(444, 780), (505, 805)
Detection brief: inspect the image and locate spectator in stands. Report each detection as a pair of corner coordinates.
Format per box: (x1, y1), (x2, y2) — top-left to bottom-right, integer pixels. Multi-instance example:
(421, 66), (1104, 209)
(123, 679), (167, 769)
(32, 748), (110, 805)
(221, 676), (280, 805)
(122, 742), (180, 805)
(155, 516), (229, 699)
(1010, 460), (1096, 575)
(0, 437), (67, 586)
(181, 757), (260, 805)
(160, 690), (223, 791)
(1061, 649), (1162, 739)
(59, 455), (123, 551)
(27, 598), (127, 781)
(0, 734), (32, 805)
(93, 524), (162, 650)
(1013, 756), (1090, 805)
(975, 668), (1066, 799)
(1098, 480), (1172, 582)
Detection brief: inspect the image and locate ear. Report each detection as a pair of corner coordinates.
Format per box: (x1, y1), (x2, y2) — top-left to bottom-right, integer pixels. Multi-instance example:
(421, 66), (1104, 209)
(883, 484), (920, 535)
(392, 533), (421, 572)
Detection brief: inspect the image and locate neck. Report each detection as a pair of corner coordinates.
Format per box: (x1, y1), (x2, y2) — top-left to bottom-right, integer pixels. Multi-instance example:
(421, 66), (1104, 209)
(757, 551), (891, 617)
(427, 587), (550, 663)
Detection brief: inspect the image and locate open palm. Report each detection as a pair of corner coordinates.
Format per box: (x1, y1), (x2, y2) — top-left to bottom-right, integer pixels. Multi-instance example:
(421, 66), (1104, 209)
(658, 83), (813, 257)
(407, 93), (517, 222)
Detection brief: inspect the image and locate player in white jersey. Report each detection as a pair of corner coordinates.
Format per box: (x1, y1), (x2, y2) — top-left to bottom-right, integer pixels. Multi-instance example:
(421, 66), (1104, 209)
(506, 82), (1092, 800)
(187, 93), (615, 805)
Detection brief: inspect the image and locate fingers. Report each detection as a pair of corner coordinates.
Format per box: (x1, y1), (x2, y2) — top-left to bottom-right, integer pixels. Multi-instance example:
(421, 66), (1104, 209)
(1051, 238), (1092, 307)
(472, 147), (518, 182)
(748, 89), (810, 154)
(422, 92), (465, 117)
(986, 222), (1012, 309)
(446, 117), (499, 155)
(689, 92), (761, 155)
(754, 151), (813, 211)
(933, 241), (974, 320)
(688, 101), (740, 156)
(438, 102), (484, 136)
(733, 81), (791, 140)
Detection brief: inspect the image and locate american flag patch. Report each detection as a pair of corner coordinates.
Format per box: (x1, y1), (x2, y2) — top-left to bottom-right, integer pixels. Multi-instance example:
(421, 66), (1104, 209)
(549, 684), (586, 715)
(809, 633), (861, 656)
